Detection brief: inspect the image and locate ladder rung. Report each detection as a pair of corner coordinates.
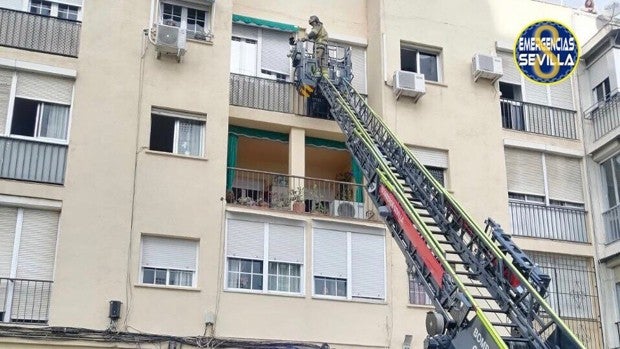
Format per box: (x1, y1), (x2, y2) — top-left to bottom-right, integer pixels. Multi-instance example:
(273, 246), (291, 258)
(480, 308), (507, 314)
(502, 336), (530, 342)
(491, 322), (518, 328)
(463, 282), (485, 288)
(455, 270), (478, 277)
(446, 260), (468, 265)
(473, 295), (496, 301)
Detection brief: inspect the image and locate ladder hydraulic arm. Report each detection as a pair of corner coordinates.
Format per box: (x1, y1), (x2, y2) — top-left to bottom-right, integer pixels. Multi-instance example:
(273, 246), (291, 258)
(290, 41), (585, 349)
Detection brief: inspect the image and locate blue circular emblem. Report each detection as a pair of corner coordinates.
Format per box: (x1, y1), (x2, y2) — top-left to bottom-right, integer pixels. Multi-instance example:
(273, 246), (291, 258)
(514, 20), (579, 84)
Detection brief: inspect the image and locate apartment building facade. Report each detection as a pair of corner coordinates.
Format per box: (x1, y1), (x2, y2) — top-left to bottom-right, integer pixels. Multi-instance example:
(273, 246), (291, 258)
(0, 0), (611, 348)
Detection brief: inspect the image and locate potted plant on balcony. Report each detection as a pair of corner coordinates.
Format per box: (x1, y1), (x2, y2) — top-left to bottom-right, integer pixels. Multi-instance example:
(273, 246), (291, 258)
(290, 187), (305, 213)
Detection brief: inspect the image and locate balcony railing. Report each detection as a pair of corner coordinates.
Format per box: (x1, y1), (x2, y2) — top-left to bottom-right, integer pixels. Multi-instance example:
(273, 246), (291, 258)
(0, 278), (52, 324)
(0, 136), (68, 184)
(229, 73), (333, 119)
(509, 201), (588, 242)
(585, 93), (620, 141)
(226, 167), (377, 221)
(500, 98), (577, 139)
(0, 7), (81, 57)
(604, 205), (620, 243)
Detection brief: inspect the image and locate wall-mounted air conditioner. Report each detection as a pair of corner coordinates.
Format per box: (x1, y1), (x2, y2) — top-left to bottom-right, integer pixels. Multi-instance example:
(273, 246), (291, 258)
(393, 70), (425, 102)
(331, 200), (365, 219)
(155, 23), (187, 62)
(472, 53), (503, 83)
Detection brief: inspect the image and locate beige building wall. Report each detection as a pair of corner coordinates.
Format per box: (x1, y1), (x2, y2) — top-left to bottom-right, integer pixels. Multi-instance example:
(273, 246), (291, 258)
(0, 0), (606, 348)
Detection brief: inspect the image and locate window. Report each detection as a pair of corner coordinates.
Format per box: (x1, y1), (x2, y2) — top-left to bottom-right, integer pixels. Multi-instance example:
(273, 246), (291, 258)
(0, 205), (59, 323)
(499, 82), (525, 131)
(140, 236), (198, 287)
(159, 1), (212, 40)
(29, 1), (80, 20)
(11, 98), (69, 141)
(400, 44), (441, 82)
(313, 227), (385, 300)
(150, 110), (205, 157)
(408, 146), (448, 187)
(408, 272), (431, 305)
(593, 78), (611, 104)
(231, 24), (292, 80)
(601, 154), (620, 209)
(226, 218), (304, 294)
(4, 70), (74, 141)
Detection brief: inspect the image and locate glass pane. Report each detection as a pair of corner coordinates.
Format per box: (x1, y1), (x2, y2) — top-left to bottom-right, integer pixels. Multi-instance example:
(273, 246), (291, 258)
(314, 277), (324, 295)
(39, 104), (69, 140)
(400, 47), (417, 72)
(278, 263), (289, 275)
(162, 3), (181, 26)
(180, 271), (193, 286)
(268, 262), (277, 275)
(176, 120), (203, 156)
(336, 279), (347, 297)
(169, 270), (180, 285)
(326, 279), (336, 296)
(268, 275), (277, 290)
(252, 275), (263, 290)
(278, 276), (289, 291)
(290, 264), (301, 277)
(228, 271), (239, 288)
(252, 260), (263, 273)
(239, 274), (251, 289)
(228, 258), (240, 272)
(603, 160), (617, 208)
(290, 277), (300, 292)
(240, 260), (251, 273)
(419, 52), (438, 81)
(614, 156), (620, 207)
(155, 269), (167, 285)
(143, 268), (155, 284)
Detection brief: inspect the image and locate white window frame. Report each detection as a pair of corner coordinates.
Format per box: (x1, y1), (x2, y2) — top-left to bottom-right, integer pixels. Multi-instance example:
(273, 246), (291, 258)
(150, 112), (206, 157)
(158, 1), (212, 39)
(311, 229), (386, 302)
(28, 0), (82, 21)
(224, 220), (305, 296)
(230, 27), (292, 81)
(601, 153), (620, 210)
(400, 43), (443, 83)
(139, 236), (199, 288)
(408, 272), (432, 306)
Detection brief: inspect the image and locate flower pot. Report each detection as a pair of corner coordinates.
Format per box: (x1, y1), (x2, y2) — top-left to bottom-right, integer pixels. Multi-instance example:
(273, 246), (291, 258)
(292, 201), (305, 213)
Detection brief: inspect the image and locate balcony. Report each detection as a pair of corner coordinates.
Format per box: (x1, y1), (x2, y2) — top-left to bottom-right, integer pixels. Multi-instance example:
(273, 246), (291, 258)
(0, 136), (68, 184)
(226, 167), (377, 221)
(585, 93), (620, 142)
(229, 73), (332, 119)
(0, 7), (81, 57)
(0, 278), (52, 324)
(500, 98), (577, 139)
(509, 201), (588, 242)
(604, 205), (620, 243)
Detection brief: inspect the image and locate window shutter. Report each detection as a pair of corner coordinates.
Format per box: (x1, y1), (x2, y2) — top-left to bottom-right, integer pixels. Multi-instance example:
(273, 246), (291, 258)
(141, 236), (197, 271)
(260, 29), (291, 75)
(350, 45), (367, 94)
(504, 148), (545, 196)
(268, 224), (304, 263)
(351, 232), (385, 299)
(227, 219), (264, 259)
(0, 69), (13, 135)
(16, 72), (73, 105)
(545, 154), (584, 203)
(0, 206), (17, 277)
(409, 146), (448, 168)
(498, 52), (520, 85)
(230, 38), (258, 76)
(15, 209), (59, 280)
(550, 78), (574, 110)
(589, 55), (609, 90)
(313, 228), (347, 278)
(232, 24), (258, 40)
(524, 79), (548, 105)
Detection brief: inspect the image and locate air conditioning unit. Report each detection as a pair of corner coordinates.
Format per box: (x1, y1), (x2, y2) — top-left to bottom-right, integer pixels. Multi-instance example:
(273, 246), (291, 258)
(331, 200), (365, 219)
(393, 70), (425, 102)
(472, 53), (503, 83)
(155, 23), (187, 62)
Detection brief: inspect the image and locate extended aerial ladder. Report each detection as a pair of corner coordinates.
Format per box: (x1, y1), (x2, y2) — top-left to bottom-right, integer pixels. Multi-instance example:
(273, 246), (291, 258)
(289, 41), (585, 349)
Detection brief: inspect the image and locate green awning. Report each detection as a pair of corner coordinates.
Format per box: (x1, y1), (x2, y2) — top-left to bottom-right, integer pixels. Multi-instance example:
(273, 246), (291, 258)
(229, 125), (289, 143)
(232, 14), (298, 33)
(305, 137), (347, 150)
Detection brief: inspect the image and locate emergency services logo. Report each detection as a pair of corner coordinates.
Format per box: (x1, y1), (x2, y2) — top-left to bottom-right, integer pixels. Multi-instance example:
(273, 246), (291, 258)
(514, 20), (579, 84)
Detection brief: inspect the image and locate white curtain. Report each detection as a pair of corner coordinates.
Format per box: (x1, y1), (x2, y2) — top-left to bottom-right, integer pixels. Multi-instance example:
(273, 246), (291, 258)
(177, 120), (202, 156)
(39, 104), (69, 140)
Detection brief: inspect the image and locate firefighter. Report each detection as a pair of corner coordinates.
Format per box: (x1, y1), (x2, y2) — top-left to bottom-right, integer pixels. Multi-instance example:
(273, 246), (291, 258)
(301, 15), (328, 77)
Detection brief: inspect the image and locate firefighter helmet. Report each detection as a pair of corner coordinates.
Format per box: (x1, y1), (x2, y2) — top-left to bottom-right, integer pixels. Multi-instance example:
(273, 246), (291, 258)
(308, 15), (321, 25)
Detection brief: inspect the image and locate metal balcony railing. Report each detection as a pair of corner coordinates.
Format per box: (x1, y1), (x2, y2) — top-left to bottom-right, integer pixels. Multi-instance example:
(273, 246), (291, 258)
(585, 92), (620, 141)
(0, 136), (68, 184)
(229, 73), (336, 119)
(500, 98), (578, 139)
(0, 7), (81, 57)
(509, 201), (588, 242)
(226, 167), (377, 221)
(0, 278), (53, 324)
(604, 205), (620, 243)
